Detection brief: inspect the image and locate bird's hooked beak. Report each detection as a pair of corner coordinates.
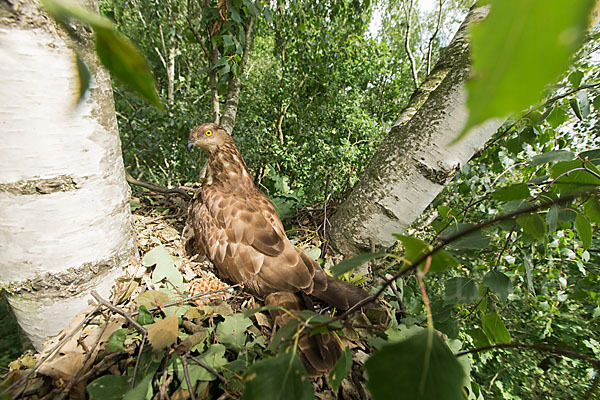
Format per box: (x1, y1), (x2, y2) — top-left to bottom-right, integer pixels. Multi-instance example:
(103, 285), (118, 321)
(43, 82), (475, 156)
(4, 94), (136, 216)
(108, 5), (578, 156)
(187, 138), (196, 150)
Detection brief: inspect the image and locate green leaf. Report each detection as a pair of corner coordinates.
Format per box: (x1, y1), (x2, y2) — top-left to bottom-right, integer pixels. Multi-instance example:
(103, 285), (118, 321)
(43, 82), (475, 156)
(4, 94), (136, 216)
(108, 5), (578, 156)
(575, 213), (592, 249)
(467, 328), (490, 348)
(365, 330), (466, 400)
(584, 195), (600, 223)
(570, 98), (583, 120)
(546, 205), (559, 233)
(94, 27), (162, 108)
(546, 106), (570, 128)
(264, 7), (273, 23)
(483, 271), (511, 301)
(267, 320), (298, 353)
(215, 314), (253, 350)
(577, 91), (591, 118)
(523, 258), (536, 296)
(569, 70), (584, 88)
(550, 160), (600, 195)
(330, 251), (386, 277)
(243, 351), (314, 400)
(530, 150), (576, 166)
(492, 183), (531, 201)
(445, 277), (478, 304)
(394, 235), (459, 273)
(137, 305), (154, 325)
(43, 0), (161, 108)
(143, 245), (183, 289)
(124, 371), (156, 400)
(517, 214), (547, 240)
(481, 312), (511, 344)
(579, 149), (600, 165)
(87, 375), (131, 400)
(463, 0), (594, 137)
(329, 347), (352, 393)
(106, 328), (128, 352)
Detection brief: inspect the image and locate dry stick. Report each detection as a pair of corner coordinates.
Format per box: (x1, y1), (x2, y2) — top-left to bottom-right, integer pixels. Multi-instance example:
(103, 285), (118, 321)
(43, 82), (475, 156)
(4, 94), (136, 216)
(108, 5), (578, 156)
(90, 291), (147, 335)
(188, 354), (227, 383)
(159, 348), (170, 400)
(310, 189), (600, 333)
(3, 305), (102, 397)
(126, 174), (191, 201)
(74, 350), (130, 385)
(57, 314), (113, 399)
(130, 332), (148, 389)
(130, 285), (240, 317)
(181, 355), (196, 400)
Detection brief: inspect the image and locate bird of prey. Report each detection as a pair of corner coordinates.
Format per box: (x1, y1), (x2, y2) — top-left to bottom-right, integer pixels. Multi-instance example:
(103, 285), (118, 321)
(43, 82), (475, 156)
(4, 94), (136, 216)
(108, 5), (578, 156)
(187, 122), (372, 374)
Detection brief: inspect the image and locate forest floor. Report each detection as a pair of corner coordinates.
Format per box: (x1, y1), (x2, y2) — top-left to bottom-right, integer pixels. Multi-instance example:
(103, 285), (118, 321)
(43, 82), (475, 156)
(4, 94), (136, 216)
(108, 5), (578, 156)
(0, 188), (381, 399)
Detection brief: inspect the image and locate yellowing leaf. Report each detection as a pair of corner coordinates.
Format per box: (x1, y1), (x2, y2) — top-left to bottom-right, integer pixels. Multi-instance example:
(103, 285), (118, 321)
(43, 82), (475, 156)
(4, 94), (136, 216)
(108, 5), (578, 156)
(147, 316), (178, 353)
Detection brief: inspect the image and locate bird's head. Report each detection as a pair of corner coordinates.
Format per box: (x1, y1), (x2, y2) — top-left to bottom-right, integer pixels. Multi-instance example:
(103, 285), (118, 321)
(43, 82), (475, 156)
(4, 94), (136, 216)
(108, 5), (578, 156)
(188, 123), (229, 152)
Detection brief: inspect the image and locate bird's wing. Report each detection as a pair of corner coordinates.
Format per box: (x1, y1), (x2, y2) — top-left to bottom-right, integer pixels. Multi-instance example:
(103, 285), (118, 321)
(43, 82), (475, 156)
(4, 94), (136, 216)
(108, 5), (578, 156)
(198, 186), (314, 293)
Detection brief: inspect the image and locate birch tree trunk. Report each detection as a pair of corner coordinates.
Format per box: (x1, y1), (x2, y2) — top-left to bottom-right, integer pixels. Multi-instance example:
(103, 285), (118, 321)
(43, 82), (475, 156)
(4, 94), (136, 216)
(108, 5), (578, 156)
(329, 3), (501, 255)
(0, 0), (136, 349)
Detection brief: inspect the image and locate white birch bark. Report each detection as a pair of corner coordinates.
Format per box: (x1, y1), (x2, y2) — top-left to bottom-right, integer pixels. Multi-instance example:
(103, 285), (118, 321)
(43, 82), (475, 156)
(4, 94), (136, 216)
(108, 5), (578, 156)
(0, 0), (136, 349)
(329, 3), (501, 255)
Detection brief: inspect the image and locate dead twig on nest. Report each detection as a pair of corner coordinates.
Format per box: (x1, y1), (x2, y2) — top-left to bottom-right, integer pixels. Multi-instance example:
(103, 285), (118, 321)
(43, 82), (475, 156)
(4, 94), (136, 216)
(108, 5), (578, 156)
(126, 174), (192, 201)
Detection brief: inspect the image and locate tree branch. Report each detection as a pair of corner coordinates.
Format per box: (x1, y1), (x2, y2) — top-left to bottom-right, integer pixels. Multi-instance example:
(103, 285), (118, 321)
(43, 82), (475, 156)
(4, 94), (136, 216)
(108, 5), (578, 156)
(403, 0), (419, 89)
(426, 0), (443, 75)
(90, 291), (147, 335)
(313, 189), (600, 332)
(455, 342), (600, 367)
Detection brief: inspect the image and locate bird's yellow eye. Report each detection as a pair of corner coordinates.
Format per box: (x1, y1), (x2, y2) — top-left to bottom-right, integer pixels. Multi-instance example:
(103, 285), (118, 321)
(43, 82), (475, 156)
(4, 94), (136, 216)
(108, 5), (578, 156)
(206, 130), (213, 136)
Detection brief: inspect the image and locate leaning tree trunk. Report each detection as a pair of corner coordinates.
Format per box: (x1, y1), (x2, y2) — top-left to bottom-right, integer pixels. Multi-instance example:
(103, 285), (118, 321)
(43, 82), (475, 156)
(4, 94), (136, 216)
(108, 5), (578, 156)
(0, 0), (136, 349)
(329, 3), (500, 255)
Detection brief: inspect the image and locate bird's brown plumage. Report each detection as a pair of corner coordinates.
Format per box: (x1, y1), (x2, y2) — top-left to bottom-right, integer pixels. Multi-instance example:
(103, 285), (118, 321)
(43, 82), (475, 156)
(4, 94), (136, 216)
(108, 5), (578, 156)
(187, 123), (372, 373)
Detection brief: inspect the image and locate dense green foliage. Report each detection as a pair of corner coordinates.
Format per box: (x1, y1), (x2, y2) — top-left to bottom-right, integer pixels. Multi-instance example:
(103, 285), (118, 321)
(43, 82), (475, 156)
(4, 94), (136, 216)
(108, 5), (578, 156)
(101, 0), (462, 201)
(5, 1), (598, 399)
(98, 0), (600, 398)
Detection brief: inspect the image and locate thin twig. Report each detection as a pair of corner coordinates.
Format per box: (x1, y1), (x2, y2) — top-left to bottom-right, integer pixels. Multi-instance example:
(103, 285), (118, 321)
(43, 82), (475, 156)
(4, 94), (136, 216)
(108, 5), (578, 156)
(90, 291), (147, 335)
(181, 355), (196, 400)
(58, 314), (113, 399)
(74, 350), (131, 385)
(130, 332), (147, 389)
(159, 348), (170, 400)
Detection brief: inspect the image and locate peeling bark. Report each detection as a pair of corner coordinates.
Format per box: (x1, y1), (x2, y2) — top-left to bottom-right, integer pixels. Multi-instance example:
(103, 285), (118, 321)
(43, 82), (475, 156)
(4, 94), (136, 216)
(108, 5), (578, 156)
(329, 3), (500, 255)
(0, 0), (136, 348)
